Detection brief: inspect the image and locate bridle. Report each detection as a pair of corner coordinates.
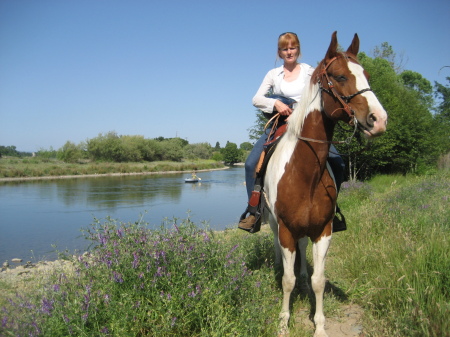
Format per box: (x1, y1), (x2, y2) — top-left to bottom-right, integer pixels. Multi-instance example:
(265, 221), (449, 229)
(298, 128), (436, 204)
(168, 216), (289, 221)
(298, 54), (371, 145)
(319, 55), (372, 124)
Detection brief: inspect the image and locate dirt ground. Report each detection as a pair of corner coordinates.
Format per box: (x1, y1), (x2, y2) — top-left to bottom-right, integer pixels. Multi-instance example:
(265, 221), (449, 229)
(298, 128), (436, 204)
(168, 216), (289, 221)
(295, 303), (365, 337)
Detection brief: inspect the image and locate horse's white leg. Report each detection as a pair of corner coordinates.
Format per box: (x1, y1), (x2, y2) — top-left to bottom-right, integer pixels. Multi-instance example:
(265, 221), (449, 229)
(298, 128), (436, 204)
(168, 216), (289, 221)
(311, 235), (331, 337)
(279, 245), (296, 335)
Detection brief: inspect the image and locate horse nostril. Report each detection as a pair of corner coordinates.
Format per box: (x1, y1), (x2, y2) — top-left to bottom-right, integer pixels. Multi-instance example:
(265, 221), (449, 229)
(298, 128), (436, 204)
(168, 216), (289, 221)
(368, 113), (377, 126)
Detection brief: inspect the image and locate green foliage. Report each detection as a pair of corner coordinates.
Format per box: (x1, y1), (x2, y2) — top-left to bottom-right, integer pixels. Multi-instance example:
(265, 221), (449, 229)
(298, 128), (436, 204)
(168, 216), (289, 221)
(1, 218), (280, 336)
(211, 151), (224, 162)
(84, 133), (190, 162)
(222, 142), (243, 164)
(330, 173), (450, 337)
(248, 110), (267, 142)
(36, 147), (57, 160)
(0, 145), (32, 157)
(335, 52), (445, 179)
(433, 77), (450, 156)
(57, 141), (87, 163)
(239, 142), (253, 151)
(183, 143), (213, 160)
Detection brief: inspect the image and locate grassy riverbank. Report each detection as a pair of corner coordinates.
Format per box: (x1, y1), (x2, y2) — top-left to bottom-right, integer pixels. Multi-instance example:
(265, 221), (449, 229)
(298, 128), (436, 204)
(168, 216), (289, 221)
(0, 157), (225, 180)
(1, 172), (449, 336)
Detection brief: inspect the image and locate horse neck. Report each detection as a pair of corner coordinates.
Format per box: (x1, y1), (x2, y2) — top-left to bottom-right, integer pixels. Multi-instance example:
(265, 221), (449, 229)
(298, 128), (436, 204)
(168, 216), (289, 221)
(286, 84), (336, 177)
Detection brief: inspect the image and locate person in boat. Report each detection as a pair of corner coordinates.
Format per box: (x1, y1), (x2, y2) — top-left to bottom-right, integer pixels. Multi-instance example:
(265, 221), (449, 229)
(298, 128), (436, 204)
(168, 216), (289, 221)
(238, 32), (346, 233)
(191, 171), (198, 180)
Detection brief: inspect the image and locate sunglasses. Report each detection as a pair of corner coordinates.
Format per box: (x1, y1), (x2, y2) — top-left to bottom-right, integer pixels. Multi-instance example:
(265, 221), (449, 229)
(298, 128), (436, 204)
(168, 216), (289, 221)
(279, 32), (297, 38)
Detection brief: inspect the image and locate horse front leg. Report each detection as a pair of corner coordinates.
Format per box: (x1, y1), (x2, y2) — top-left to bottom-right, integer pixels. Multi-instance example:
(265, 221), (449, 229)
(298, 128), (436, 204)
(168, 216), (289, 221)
(277, 225), (297, 336)
(311, 234), (331, 337)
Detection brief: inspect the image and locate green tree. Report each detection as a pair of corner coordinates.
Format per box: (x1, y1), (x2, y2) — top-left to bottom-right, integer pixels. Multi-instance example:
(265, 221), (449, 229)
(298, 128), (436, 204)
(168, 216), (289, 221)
(184, 142), (213, 160)
(400, 70), (433, 108)
(248, 109), (267, 142)
(335, 52), (440, 178)
(222, 142), (242, 164)
(434, 77), (450, 157)
(57, 141), (86, 163)
(239, 142), (253, 151)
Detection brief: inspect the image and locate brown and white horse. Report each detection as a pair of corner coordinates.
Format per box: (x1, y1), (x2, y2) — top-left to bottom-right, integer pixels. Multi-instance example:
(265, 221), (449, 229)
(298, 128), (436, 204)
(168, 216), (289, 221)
(264, 32), (387, 336)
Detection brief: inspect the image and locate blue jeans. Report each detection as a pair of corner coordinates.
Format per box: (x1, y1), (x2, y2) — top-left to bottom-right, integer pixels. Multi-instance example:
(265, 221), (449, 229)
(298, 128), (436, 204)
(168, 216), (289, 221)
(244, 133), (345, 199)
(245, 129), (271, 199)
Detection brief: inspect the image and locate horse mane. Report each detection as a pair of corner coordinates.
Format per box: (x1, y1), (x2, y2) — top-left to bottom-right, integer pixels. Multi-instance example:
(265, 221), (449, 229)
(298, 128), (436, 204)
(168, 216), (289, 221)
(286, 52), (350, 138)
(286, 63), (323, 138)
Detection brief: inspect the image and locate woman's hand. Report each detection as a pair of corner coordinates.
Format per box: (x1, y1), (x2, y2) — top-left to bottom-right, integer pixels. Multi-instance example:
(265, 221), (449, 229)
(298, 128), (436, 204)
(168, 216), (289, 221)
(274, 100), (292, 116)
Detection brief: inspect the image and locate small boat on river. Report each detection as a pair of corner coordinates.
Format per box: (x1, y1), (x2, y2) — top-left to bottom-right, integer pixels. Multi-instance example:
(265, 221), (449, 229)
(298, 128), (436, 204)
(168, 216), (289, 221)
(185, 172), (201, 183)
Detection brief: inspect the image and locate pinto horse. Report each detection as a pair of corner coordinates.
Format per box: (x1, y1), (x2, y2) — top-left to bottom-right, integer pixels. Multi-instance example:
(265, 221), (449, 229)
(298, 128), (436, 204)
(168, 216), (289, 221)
(263, 32), (387, 336)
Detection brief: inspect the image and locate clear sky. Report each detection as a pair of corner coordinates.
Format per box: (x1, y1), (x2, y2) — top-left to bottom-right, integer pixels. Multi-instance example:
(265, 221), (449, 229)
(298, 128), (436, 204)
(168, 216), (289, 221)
(1, 0), (449, 152)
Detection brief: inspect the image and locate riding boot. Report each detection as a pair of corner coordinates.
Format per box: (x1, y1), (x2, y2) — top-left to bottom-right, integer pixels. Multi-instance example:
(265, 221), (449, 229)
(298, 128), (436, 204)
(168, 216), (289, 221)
(238, 215), (256, 231)
(332, 209), (347, 233)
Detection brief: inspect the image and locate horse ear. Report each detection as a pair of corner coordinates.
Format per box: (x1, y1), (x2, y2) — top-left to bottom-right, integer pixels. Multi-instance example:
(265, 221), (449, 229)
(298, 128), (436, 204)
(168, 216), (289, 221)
(347, 33), (360, 56)
(325, 31), (339, 62)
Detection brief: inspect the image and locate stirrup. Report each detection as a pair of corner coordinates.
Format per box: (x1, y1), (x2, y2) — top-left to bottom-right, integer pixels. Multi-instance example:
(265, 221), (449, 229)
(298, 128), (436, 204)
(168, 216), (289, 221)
(332, 210), (347, 233)
(238, 207), (262, 233)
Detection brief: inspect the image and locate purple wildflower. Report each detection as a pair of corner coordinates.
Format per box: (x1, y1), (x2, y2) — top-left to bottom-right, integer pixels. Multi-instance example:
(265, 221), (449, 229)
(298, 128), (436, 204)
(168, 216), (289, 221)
(104, 294), (110, 303)
(132, 252), (139, 269)
(2, 316), (8, 328)
(41, 298), (53, 315)
(154, 266), (163, 277)
(116, 228), (124, 238)
(201, 232), (210, 242)
(171, 316), (177, 327)
(112, 271), (124, 283)
(226, 244), (239, 259)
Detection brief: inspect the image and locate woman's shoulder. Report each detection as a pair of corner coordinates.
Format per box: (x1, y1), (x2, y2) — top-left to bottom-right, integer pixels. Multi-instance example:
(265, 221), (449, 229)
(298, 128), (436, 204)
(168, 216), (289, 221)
(265, 65), (284, 76)
(300, 63), (315, 75)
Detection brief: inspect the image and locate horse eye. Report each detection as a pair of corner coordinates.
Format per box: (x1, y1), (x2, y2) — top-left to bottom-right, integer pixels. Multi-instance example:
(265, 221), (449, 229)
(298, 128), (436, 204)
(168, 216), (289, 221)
(334, 75), (347, 82)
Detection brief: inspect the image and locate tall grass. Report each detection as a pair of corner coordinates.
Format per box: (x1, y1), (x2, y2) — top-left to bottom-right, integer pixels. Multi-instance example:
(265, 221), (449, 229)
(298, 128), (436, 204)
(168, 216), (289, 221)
(0, 158), (224, 179)
(1, 173), (448, 336)
(329, 173), (450, 337)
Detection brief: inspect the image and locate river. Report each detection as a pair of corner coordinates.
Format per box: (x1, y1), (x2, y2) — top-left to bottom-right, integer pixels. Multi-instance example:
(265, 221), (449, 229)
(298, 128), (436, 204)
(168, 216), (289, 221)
(0, 167), (247, 263)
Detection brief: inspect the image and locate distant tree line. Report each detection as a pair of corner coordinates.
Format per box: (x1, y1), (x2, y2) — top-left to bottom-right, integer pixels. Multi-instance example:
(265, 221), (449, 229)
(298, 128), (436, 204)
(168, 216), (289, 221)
(0, 145), (32, 158)
(1, 134), (253, 164)
(248, 42), (450, 180)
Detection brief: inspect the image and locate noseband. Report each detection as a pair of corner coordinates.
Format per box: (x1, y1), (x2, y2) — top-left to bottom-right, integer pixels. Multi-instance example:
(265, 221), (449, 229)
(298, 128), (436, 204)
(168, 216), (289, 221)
(318, 55), (372, 125)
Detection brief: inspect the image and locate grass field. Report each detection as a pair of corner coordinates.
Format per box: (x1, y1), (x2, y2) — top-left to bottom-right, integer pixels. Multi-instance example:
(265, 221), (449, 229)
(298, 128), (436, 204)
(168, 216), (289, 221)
(1, 172), (448, 336)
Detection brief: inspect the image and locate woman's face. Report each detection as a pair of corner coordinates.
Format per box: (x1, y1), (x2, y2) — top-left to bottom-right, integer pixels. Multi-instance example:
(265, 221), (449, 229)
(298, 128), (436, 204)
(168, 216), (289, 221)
(279, 43), (299, 64)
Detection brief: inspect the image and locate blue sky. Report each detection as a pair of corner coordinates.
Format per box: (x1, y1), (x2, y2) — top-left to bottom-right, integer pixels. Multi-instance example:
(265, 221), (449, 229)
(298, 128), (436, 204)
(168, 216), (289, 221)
(1, 0), (449, 152)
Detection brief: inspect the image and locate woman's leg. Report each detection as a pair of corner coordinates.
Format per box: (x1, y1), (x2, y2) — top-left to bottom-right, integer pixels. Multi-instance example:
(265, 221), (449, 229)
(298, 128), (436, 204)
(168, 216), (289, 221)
(245, 130), (270, 199)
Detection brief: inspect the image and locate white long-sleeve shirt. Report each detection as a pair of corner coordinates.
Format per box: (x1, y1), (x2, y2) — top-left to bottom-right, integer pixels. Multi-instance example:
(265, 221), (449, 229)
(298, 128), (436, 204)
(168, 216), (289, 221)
(252, 63), (314, 114)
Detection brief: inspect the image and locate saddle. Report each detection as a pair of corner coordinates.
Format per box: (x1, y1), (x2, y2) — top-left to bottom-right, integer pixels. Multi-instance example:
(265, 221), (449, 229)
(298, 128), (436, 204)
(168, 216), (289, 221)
(239, 95), (295, 233)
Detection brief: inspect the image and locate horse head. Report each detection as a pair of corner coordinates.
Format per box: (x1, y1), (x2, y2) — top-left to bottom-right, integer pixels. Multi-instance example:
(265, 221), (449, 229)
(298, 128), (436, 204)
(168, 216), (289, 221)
(316, 31), (388, 139)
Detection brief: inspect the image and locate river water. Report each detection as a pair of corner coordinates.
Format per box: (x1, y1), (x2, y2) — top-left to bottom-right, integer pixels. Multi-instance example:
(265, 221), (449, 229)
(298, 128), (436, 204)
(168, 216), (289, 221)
(0, 167), (247, 262)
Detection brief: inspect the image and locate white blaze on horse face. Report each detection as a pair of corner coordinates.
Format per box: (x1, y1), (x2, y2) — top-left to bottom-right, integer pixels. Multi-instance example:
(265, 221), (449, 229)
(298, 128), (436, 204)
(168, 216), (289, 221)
(348, 62), (388, 137)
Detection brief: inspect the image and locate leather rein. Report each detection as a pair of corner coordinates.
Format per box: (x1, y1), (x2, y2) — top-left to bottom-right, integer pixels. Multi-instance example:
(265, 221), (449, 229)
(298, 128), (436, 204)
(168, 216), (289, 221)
(298, 55), (372, 145)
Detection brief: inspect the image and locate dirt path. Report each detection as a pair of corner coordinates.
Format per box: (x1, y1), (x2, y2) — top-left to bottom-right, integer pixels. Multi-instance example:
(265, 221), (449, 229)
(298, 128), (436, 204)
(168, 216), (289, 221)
(295, 304), (364, 336)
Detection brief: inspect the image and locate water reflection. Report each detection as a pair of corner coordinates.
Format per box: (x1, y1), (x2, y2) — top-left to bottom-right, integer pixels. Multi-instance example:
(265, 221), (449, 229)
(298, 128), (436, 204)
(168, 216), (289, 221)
(0, 167), (246, 262)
